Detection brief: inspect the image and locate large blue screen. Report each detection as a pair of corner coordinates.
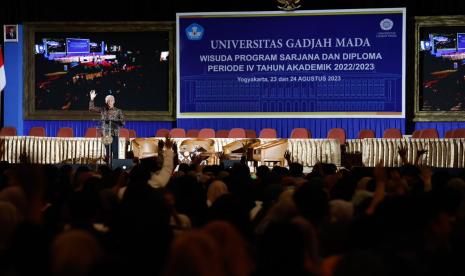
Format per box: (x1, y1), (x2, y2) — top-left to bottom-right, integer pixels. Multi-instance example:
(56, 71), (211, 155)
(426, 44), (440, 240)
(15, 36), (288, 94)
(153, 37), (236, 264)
(177, 8), (405, 118)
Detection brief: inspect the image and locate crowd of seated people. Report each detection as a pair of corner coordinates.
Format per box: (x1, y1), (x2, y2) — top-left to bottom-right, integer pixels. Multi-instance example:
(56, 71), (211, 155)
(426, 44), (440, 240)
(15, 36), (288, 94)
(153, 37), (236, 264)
(0, 137), (465, 276)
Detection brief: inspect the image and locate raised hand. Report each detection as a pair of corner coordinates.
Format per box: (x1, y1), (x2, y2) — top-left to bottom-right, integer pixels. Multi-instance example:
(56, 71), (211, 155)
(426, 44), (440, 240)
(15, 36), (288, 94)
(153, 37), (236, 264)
(417, 149), (428, 156)
(90, 90), (97, 100)
(367, 161), (387, 215)
(216, 151), (226, 161)
(420, 165), (433, 191)
(241, 142), (249, 156)
(191, 153), (207, 165)
(397, 145), (408, 165)
(164, 135), (173, 149)
(415, 149), (428, 166)
(172, 142), (179, 167)
(373, 161), (387, 183)
(158, 139), (165, 152)
(172, 141), (178, 152)
(284, 150), (292, 163)
(397, 146), (407, 157)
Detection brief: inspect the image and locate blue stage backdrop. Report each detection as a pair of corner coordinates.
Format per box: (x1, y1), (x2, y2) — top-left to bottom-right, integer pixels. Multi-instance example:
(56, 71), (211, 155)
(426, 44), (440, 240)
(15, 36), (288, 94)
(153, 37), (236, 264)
(23, 120), (174, 138)
(177, 8), (406, 119)
(177, 118), (405, 139)
(415, 122), (465, 138)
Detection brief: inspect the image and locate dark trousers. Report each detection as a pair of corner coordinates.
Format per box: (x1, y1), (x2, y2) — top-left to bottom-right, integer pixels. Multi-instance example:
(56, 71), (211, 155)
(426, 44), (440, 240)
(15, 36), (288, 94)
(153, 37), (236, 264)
(105, 135), (119, 160)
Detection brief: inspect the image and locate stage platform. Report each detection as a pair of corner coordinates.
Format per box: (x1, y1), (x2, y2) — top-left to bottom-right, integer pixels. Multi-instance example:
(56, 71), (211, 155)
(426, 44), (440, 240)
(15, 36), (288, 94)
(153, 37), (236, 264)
(1, 136), (464, 168)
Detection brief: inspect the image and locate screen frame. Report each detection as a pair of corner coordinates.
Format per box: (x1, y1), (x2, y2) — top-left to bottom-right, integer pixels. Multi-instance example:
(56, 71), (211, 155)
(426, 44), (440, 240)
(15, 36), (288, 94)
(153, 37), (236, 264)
(24, 21), (176, 121)
(414, 15), (465, 121)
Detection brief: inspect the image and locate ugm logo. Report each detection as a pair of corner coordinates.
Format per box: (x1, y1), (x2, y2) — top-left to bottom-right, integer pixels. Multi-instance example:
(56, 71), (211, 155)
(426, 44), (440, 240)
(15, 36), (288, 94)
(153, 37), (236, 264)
(380, 18), (394, 31)
(186, 23), (204, 40)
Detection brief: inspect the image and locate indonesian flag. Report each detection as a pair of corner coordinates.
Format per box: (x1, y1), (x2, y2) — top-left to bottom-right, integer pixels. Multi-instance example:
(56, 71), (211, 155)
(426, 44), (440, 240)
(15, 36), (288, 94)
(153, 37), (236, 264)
(0, 47), (5, 92)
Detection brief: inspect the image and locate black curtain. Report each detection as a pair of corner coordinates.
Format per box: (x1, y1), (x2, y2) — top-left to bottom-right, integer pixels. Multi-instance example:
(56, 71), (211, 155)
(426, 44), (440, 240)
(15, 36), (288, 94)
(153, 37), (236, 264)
(2, 0), (465, 24)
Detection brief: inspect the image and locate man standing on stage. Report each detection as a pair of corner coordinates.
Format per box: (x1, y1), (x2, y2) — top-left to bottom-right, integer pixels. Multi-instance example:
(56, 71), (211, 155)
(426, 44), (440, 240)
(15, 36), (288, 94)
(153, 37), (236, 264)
(89, 90), (125, 162)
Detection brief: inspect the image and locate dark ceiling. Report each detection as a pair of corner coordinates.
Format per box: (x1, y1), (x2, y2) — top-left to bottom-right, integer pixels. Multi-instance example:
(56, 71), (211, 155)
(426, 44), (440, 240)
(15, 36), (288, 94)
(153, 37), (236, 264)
(0, 0), (464, 23)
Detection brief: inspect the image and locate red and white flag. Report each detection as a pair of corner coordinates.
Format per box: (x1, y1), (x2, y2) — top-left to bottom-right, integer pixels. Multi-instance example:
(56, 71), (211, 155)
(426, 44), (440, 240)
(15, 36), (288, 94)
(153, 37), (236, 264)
(0, 47), (5, 92)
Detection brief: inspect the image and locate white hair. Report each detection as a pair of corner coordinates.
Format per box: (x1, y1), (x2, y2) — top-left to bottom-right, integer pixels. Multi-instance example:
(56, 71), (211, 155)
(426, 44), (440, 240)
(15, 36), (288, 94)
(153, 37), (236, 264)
(105, 95), (115, 104)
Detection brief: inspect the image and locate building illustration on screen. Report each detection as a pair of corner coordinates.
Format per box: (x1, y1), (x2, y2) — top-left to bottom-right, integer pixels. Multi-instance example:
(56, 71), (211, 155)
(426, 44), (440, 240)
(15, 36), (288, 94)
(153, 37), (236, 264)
(180, 72), (400, 114)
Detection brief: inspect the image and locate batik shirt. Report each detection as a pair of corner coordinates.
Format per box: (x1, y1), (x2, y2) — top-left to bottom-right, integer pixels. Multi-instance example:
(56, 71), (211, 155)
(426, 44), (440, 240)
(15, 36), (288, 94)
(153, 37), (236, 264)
(89, 100), (125, 136)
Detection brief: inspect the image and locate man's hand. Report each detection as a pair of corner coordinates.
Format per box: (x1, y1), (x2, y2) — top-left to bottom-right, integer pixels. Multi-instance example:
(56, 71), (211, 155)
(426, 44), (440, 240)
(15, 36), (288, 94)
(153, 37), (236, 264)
(241, 142), (249, 157)
(191, 153), (208, 165)
(415, 149), (428, 166)
(90, 90), (97, 101)
(397, 145), (409, 165)
(397, 146), (407, 158)
(284, 150), (292, 163)
(164, 136), (173, 149)
(172, 142), (178, 153)
(420, 166), (433, 191)
(417, 149), (428, 157)
(373, 161), (387, 183)
(367, 161), (387, 215)
(216, 151), (226, 161)
(157, 139), (165, 152)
